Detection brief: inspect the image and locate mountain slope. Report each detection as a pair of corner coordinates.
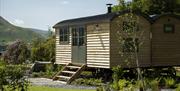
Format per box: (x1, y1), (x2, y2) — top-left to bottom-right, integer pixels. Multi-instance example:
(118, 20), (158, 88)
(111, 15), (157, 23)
(0, 16), (48, 43)
(28, 28), (49, 38)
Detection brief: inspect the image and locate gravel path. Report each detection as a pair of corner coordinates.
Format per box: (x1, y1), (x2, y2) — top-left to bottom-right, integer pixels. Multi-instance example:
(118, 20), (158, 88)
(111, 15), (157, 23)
(28, 78), (96, 90)
(28, 78), (175, 91)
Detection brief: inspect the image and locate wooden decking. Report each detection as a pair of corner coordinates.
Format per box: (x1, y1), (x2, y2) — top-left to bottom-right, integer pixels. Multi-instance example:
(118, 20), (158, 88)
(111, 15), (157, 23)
(53, 63), (86, 84)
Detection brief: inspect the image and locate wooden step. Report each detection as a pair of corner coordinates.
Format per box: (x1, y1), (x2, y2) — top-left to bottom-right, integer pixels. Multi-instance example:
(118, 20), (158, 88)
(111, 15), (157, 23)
(69, 63), (83, 67)
(62, 71), (76, 74)
(57, 75), (71, 79)
(53, 63), (86, 84)
(57, 80), (67, 84)
(67, 64), (86, 84)
(66, 66), (81, 69)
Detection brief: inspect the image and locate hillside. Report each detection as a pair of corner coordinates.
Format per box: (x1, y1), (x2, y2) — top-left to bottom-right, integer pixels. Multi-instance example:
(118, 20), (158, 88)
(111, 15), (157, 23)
(0, 16), (48, 43)
(28, 28), (49, 38)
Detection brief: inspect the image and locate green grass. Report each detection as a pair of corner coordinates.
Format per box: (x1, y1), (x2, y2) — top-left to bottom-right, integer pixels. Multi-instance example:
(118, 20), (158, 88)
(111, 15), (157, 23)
(176, 71), (180, 77)
(29, 86), (96, 91)
(4, 86), (95, 91)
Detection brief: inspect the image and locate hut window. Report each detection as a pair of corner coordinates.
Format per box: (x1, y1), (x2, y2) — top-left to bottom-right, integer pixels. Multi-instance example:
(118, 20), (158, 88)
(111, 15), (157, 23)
(72, 28), (78, 46)
(59, 27), (69, 44)
(123, 21), (139, 32)
(164, 24), (174, 33)
(79, 27), (85, 46)
(72, 27), (85, 46)
(123, 38), (139, 52)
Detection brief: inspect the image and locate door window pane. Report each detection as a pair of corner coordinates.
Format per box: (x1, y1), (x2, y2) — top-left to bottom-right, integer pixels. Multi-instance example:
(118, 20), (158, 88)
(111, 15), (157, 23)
(72, 27), (85, 46)
(73, 37), (78, 46)
(79, 37), (84, 46)
(60, 35), (63, 41)
(79, 28), (84, 36)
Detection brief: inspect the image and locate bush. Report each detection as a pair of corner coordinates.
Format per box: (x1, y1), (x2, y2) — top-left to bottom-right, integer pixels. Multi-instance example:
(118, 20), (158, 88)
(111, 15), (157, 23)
(97, 85), (112, 91)
(31, 64), (63, 78)
(111, 79), (135, 91)
(2, 40), (30, 64)
(0, 63), (29, 91)
(72, 78), (103, 86)
(164, 78), (175, 88)
(112, 66), (124, 83)
(31, 36), (55, 63)
(176, 84), (180, 91)
(140, 78), (159, 91)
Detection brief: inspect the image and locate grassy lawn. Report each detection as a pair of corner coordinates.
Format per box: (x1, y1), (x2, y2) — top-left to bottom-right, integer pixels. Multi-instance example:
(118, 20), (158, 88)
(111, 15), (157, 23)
(29, 86), (96, 91)
(177, 71), (180, 77)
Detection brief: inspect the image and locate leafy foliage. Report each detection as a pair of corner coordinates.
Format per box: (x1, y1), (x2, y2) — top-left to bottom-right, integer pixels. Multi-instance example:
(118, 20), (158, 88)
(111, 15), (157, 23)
(111, 66), (136, 91)
(112, 66), (124, 82)
(176, 84), (180, 91)
(0, 61), (29, 91)
(147, 0), (180, 14)
(2, 40), (30, 64)
(112, 0), (150, 13)
(71, 78), (102, 86)
(31, 64), (63, 78)
(31, 35), (55, 63)
(147, 78), (160, 91)
(164, 78), (176, 88)
(112, 0), (180, 14)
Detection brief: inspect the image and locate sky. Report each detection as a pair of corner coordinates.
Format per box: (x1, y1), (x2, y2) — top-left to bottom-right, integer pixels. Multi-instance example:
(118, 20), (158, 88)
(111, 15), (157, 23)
(0, 0), (120, 30)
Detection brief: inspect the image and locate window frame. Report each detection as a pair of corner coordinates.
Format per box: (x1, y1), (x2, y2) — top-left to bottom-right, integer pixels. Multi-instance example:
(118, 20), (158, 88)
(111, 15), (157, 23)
(59, 27), (69, 44)
(164, 24), (175, 33)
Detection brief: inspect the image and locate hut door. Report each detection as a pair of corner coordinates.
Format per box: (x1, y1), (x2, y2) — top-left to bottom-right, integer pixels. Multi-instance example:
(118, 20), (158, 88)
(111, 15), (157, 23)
(72, 27), (86, 64)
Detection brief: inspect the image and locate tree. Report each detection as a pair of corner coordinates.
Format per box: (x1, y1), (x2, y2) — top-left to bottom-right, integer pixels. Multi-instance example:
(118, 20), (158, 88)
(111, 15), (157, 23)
(112, 0), (129, 12)
(43, 35), (55, 63)
(112, 0), (150, 13)
(31, 38), (45, 62)
(3, 40), (30, 64)
(112, 0), (180, 14)
(112, 0), (150, 90)
(142, 0), (180, 14)
(31, 35), (55, 63)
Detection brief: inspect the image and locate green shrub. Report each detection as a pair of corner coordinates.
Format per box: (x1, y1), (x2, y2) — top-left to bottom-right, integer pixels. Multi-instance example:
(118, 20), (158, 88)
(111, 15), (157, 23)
(31, 36), (55, 63)
(176, 84), (180, 91)
(52, 64), (63, 72)
(96, 86), (103, 91)
(32, 72), (41, 78)
(97, 84), (113, 91)
(111, 79), (136, 91)
(0, 64), (29, 91)
(118, 79), (131, 90)
(3, 40), (30, 64)
(31, 64), (63, 78)
(112, 66), (124, 82)
(111, 66), (136, 91)
(72, 78), (103, 86)
(164, 78), (175, 88)
(148, 78), (160, 91)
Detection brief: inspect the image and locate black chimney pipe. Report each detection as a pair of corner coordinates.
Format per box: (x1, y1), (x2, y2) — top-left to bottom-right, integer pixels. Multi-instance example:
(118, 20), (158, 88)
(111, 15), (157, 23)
(106, 4), (112, 13)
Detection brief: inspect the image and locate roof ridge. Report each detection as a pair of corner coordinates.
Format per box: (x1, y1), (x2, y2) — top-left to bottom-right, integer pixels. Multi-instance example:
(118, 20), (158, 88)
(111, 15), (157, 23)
(53, 10), (180, 28)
